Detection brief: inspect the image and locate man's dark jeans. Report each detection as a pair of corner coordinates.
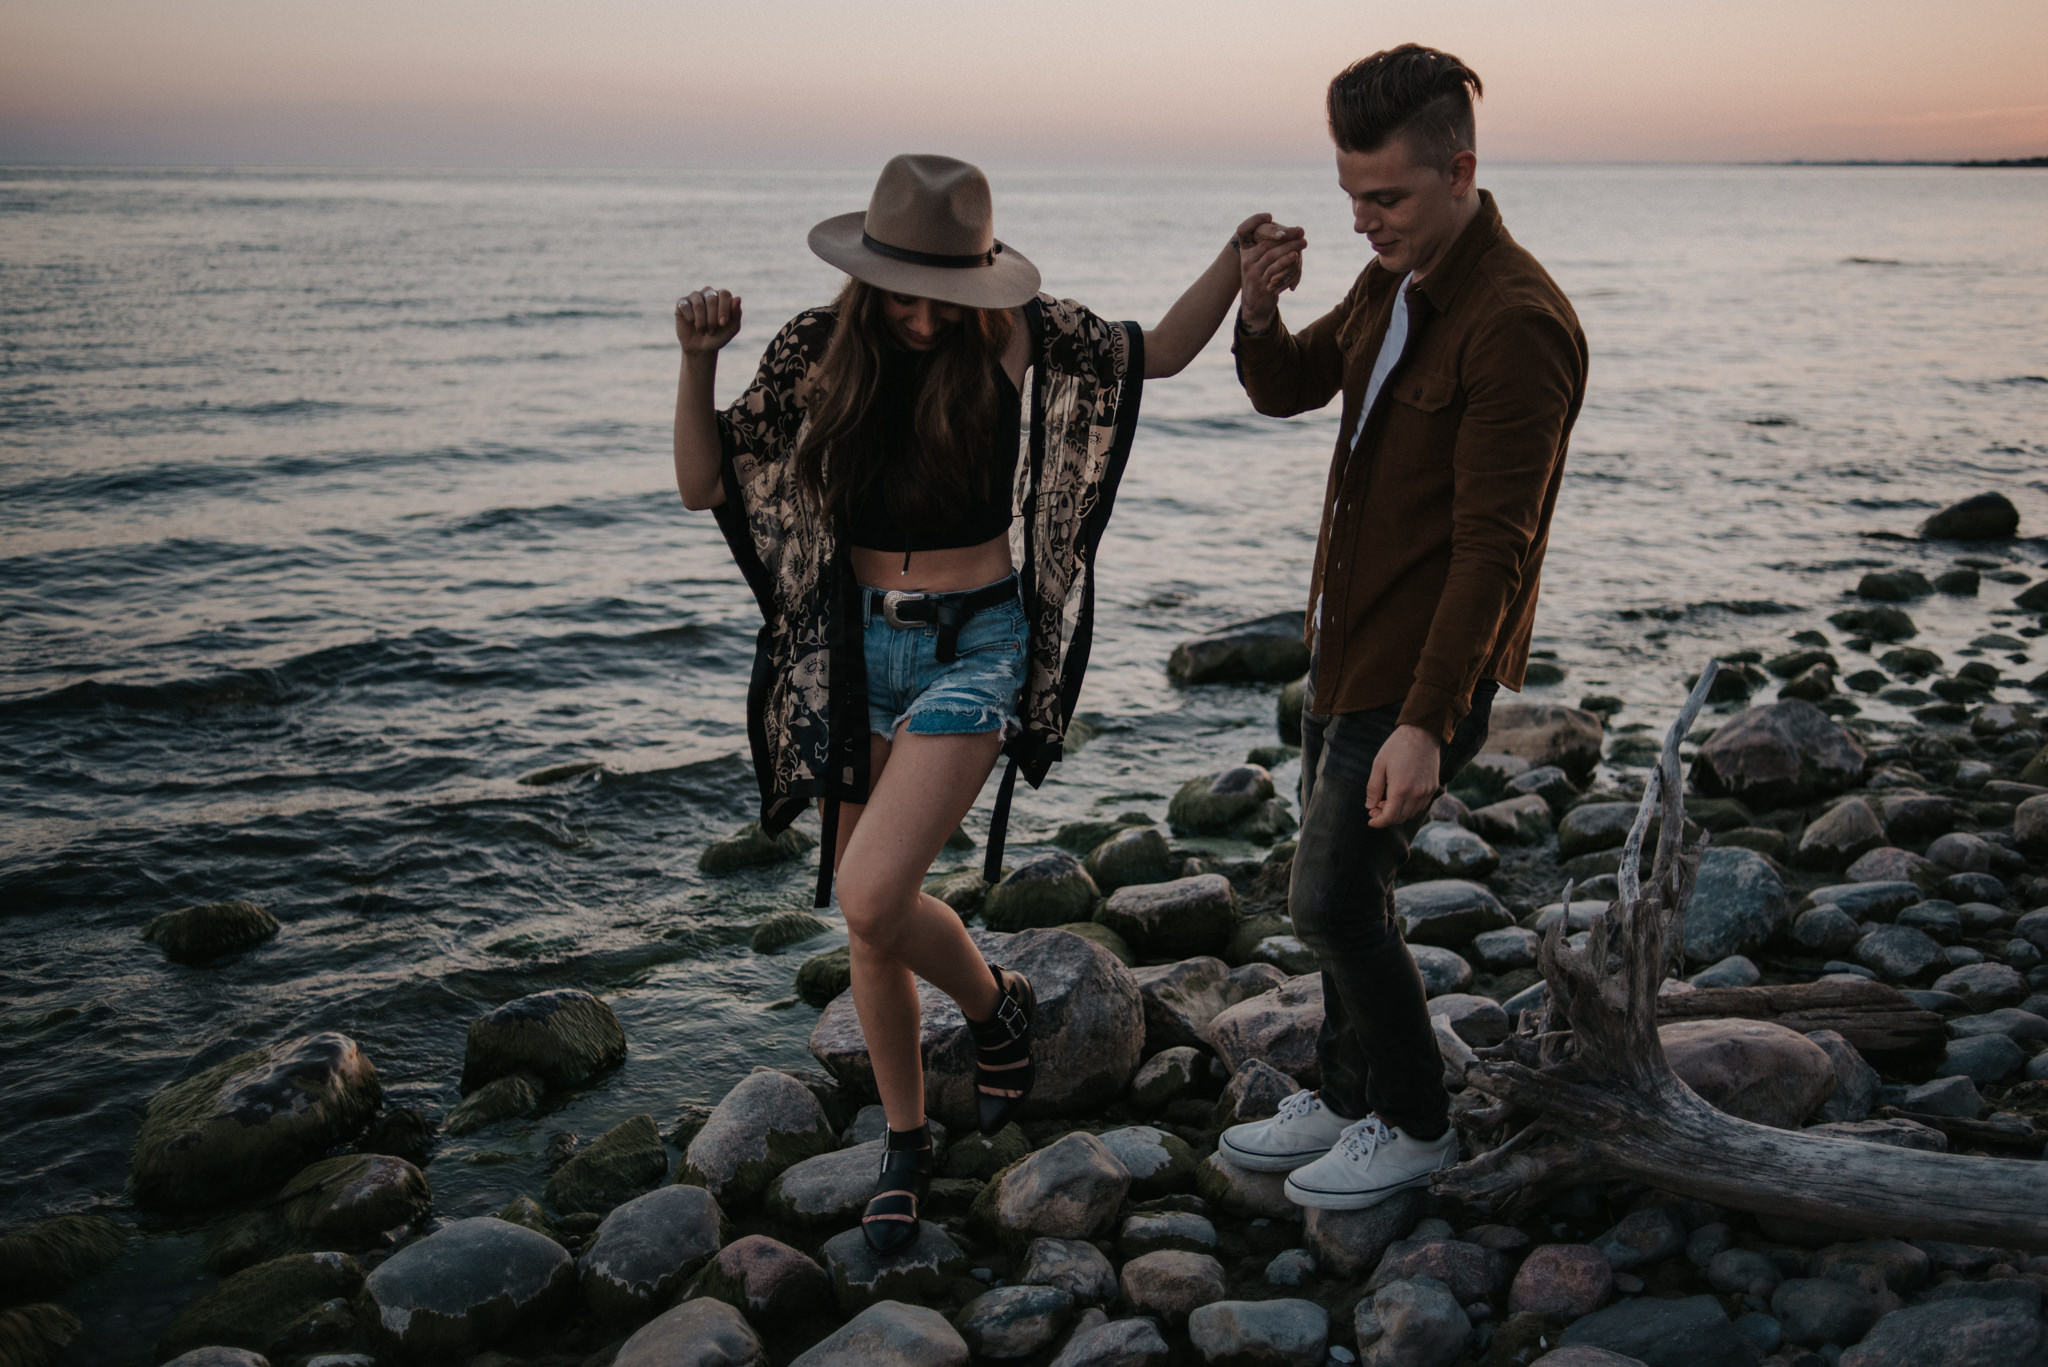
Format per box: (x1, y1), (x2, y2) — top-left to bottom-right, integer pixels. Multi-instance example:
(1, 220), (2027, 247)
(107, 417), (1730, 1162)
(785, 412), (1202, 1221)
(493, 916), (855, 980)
(1290, 680), (1499, 1140)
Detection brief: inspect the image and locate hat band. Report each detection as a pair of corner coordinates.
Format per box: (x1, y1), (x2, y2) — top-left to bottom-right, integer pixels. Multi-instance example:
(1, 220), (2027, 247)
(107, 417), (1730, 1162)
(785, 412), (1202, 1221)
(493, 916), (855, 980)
(861, 231), (1001, 270)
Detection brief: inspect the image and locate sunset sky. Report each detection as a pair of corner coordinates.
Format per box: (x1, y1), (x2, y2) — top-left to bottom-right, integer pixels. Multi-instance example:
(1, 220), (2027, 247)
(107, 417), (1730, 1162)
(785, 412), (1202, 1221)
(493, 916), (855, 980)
(3, 0), (2044, 166)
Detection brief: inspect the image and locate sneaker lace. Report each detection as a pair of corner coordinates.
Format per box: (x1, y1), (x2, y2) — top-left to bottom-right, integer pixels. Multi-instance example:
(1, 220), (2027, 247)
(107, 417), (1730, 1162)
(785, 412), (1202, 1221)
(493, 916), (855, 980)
(1274, 1090), (1320, 1125)
(1336, 1115), (1395, 1164)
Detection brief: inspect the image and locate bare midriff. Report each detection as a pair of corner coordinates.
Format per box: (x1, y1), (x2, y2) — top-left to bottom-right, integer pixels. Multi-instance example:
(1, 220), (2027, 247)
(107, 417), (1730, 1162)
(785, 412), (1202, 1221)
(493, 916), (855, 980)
(850, 531), (1013, 593)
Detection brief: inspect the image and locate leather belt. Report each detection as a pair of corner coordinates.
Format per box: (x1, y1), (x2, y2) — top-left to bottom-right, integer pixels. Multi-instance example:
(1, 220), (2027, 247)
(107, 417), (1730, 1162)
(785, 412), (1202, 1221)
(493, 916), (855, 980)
(864, 577), (1020, 664)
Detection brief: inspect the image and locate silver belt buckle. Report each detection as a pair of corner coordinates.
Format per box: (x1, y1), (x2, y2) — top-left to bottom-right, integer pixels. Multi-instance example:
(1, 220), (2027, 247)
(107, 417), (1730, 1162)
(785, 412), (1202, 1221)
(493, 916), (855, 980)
(881, 590), (927, 630)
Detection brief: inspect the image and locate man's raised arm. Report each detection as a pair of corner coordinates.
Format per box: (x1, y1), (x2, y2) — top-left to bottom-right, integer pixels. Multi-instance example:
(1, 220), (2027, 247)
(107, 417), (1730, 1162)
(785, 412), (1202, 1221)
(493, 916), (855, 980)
(1231, 232), (1354, 418)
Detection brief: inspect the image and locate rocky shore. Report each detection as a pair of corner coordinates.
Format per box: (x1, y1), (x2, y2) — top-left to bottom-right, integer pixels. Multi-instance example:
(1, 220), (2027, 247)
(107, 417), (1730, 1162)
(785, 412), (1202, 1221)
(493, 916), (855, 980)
(7, 492), (2048, 1367)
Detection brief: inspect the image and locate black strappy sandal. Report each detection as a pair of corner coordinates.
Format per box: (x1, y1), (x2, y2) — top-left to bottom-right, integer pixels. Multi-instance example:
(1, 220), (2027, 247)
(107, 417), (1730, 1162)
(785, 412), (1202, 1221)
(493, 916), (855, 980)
(969, 963), (1037, 1135)
(860, 1125), (934, 1254)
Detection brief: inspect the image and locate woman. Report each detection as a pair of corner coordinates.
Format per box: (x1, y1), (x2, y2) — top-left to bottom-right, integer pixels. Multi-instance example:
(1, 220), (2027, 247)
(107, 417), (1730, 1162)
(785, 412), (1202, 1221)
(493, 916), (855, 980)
(672, 154), (1300, 1253)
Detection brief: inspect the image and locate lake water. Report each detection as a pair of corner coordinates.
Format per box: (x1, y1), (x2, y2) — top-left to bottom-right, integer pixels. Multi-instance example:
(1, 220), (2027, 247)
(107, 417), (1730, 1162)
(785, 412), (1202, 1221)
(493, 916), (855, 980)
(2, 162), (2045, 1358)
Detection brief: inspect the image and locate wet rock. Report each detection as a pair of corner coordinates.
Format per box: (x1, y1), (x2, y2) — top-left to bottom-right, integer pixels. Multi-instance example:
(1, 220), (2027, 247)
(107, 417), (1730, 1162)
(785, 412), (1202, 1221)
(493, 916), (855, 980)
(1659, 1019), (1835, 1127)
(1413, 946), (1476, 997)
(751, 909), (831, 954)
(1832, 604), (1917, 640)
(1130, 1046), (1204, 1112)
(811, 928), (1142, 1130)
(1355, 1276), (1468, 1367)
(1396, 881), (1514, 948)
(360, 1218), (575, 1361)
(1016, 1237), (1117, 1305)
(131, 1033), (382, 1211)
(1808, 1029), (1880, 1122)
(1857, 926), (1944, 980)
(1169, 612), (1310, 685)
(1951, 1007), (2048, 1041)
(1815, 1238), (1928, 1296)
(1808, 880), (1923, 921)
(612, 1297), (767, 1367)
(1557, 1293), (1749, 1367)
(1689, 954), (1761, 988)
(1196, 1153), (1297, 1221)
(699, 821), (816, 874)
(978, 1131), (1130, 1245)
(796, 947), (853, 1007)
(1265, 1248), (1316, 1286)
(1691, 700), (1868, 808)
(1926, 832), (1994, 873)
(984, 854), (1101, 931)
(681, 1069), (835, 1206)
(1780, 663), (1837, 701)
(157, 1251), (362, 1361)
(1118, 1250), (1225, 1327)
(0, 1213), (127, 1301)
(278, 1154), (430, 1250)
(943, 1123), (1028, 1181)
(445, 1072), (540, 1136)
(1367, 1237), (1508, 1303)
(1456, 752), (1533, 805)
(1509, 764), (1582, 813)
(1510, 1244), (1612, 1321)
(1049, 1314), (1170, 1367)
(1187, 1298), (1328, 1366)
(1168, 766), (1278, 837)
(766, 1140), (888, 1227)
(1772, 1276), (1883, 1346)
(2017, 796), (2048, 857)
(1556, 802), (1638, 860)
(1847, 847), (1942, 889)
(1842, 1297), (2042, 1366)
(1878, 792), (1957, 844)
(1682, 847), (1792, 966)
(1215, 1058), (1299, 1124)
(819, 1222), (969, 1313)
(157, 1350), (267, 1367)
(1799, 799), (1886, 869)
(1486, 702), (1606, 783)
(1086, 827), (1174, 895)
(1921, 492), (2020, 541)
(955, 1284), (1074, 1359)
(1898, 900), (1963, 940)
(1473, 927), (1541, 972)
(1098, 876), (1237, 960)
(1132, 958), (1236, 1053)
(577, 1184), (724, 1325)
(1938, 1034), (2024, 1083)
(143, 899), (279, 963)
(461, 989), (625, 1093)
(1708, 1247), (1783, 1298)
(1471, 794), (1556, 844)
(1931, 961), (2028, 1008)
(1096, 1126), (1196, 1199)
(1901, 1074), (1984, 1117)
(1859, 569), (1934, 601)
(1204, 975), (1321, 1084)
(1593, 1206), (1687, 1273)
(692, 1233), (832, 1320)
(1118, 1211), (1216, 1258)
(1248, 934), (1316, 975)
(1406, 822), (1500, 880)
(1426, 993), (1509, 1047)
(790, 1300), (969, 1367)
(544, 1114), (666, 1215)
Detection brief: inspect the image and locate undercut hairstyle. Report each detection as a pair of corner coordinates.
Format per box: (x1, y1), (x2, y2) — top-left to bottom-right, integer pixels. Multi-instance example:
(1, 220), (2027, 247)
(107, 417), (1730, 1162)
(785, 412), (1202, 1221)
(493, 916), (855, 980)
(1327, 44), (1483, 167)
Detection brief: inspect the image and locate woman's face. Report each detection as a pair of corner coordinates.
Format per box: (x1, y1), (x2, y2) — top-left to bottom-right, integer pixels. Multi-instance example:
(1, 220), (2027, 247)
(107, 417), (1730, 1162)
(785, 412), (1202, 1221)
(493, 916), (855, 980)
(880, 292), (963, 351)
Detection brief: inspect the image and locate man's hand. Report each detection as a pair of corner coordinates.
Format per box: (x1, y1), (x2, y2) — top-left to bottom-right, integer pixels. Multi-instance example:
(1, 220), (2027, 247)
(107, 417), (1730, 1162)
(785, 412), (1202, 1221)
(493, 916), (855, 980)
(1236, 216), (1305, 334)
(1366, 724), (1443, 828)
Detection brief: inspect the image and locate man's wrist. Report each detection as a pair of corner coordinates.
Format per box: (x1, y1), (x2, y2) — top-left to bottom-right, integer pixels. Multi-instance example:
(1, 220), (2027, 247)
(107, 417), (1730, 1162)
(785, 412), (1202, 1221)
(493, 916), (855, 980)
(1235, 310), (1275, 340)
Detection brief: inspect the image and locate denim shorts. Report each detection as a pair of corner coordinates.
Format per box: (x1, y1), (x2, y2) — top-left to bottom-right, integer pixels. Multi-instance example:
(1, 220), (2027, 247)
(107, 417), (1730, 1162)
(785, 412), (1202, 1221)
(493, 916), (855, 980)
(863, 576), (1028, 739)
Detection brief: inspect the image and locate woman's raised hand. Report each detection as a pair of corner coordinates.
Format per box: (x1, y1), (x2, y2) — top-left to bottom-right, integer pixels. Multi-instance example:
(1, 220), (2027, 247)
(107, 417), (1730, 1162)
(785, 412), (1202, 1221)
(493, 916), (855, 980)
(675, 286), (743, 355)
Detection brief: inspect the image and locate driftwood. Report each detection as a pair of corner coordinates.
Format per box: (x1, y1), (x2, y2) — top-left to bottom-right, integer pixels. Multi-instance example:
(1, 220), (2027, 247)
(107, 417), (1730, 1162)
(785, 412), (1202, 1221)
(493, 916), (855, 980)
(1438, 663), (2048, 1248)
(1655, 978), (1945, 1068)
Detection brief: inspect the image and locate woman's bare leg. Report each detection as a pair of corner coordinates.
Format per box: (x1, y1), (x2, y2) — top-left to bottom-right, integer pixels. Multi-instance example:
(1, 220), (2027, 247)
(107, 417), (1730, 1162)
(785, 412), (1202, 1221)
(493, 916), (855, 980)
(835, 727), (1005, 1132)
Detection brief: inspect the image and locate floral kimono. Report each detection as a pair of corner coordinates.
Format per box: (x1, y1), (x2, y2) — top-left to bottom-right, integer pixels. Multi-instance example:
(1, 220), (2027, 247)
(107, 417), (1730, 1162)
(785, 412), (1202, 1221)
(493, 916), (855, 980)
(711, 294), (1145, 904)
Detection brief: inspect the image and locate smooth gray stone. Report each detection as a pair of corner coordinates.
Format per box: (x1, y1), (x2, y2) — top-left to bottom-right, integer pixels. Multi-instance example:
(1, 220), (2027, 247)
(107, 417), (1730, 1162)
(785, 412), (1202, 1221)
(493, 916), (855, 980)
(768, 1141), (890, 1227)
(1937, 1033), (2024, 1084)
(1187, 1297), (1328, 1367)
(1472, 927), (1540, 972)
(1117, 1250), (1225, 1328)
(1901, 1074), (1984, 1118)
(1949, 1007), (2048, 1041)
(681, 1069), (835, 1205)
(955, 1284), (1075, 1360)
(1047, 1315), (1170, 1367)
(1683, 847), (1791, 967)
(1931, 961), (2028, 1008)
(1856, 925), (1944, 980)
(819, 1224), (969, 1313)
(1688, 954), (1761, 989)
(1791, 905), (1861, 955)
(1367, 1237), (1509, 1303)
(1412, 946), (1476, 998)
(1302, 1191), (1422, 1278)
(1204, 976), (1323, 1084)
(462, 989), (625, 1092)
(1839, 1298), (2043, 1367)
(612, 1298), (766, 1367)
(790, 1300), (970, 1367)
(1266, 1248), (1317, 1287)
(1425, 992), (1509, 1047)
(1814, 1238), (1929, 1296)
(1355, 1276), (1468, 1367)
(1707, 1247), (1783, 1298)
(579, 1184), (725, 1326)
(1407, 821), (1500, 880)
(1015, 1237), (1116, 1305)
(360, 1217), (575, 1361)
(1395, 880), (1514, 947)
(1129, 1046), (1203, 1113)
(1771, 1276), (1882, 1347)
(1098, 876), (1238, 960)
(1804, 882), (1922, 921)
(1807, 1029), (1879, 1122)
(1094, 1126), (1195, 1198)
(1557, 1293), (1751, 1367)
(1117, 1211), (1216, 1259)
(1592, 1205), (1687, 1273)
(982, 1132), (1132, 1244)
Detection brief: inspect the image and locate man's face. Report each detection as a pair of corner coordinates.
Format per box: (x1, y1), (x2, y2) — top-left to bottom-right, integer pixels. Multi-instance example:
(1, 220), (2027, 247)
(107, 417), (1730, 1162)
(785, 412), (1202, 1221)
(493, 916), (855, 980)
(1336, 138), (1476, 281)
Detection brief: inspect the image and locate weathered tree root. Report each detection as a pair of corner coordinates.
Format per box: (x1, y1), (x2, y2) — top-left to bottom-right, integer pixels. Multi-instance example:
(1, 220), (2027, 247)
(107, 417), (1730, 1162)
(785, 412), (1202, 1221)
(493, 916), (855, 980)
(1436, 663), (2048, 1249)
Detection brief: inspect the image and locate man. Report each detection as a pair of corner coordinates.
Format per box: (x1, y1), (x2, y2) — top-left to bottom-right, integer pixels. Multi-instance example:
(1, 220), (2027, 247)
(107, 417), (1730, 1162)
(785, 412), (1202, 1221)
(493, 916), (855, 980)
(1219, 44), (1587, 1209)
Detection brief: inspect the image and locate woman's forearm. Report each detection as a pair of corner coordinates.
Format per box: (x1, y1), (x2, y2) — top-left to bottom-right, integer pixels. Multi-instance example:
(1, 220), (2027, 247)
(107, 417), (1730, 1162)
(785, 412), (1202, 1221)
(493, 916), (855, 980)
(1143, 244), (1242, 379)
(673, 352), (725, 510)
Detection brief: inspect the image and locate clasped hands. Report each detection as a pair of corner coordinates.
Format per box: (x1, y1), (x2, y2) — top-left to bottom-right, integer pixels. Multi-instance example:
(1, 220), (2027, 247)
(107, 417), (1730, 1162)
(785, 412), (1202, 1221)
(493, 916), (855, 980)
(1232, 214), (1307, 333)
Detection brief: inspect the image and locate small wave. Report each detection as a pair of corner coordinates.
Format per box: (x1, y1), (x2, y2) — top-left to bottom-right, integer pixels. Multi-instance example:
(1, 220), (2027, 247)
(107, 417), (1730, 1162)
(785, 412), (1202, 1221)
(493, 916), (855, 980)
(1997, 375), (2048, 386)
(1844, 496), (1933, 511)
(1742, 415), (1797, 427)
(1137, 414), (1294, 438)
(410, 308), (638, 331)
(1842, 256), (1904, 266)
(0, 669), (301, 718)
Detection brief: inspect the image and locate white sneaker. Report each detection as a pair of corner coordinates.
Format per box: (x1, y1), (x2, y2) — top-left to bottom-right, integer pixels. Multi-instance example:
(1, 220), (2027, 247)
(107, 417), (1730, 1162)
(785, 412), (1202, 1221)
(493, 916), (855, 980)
(1217, 1090), (1354, 1172)
(1283, 1115), (1457, 1210)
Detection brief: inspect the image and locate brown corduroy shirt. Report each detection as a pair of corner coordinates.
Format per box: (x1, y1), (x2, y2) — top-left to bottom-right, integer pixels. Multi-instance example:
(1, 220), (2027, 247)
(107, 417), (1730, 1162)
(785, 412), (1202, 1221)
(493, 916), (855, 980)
(1234, 190), (1587, 744)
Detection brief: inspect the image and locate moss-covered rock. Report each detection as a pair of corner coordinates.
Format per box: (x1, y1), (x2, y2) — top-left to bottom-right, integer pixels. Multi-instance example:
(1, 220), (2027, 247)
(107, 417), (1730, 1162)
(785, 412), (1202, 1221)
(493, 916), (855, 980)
(982, 854), (1099, 931)
(0, 1213), (126, 1301)
(460, 988), (625, 1093)
(446, 1071), (542, 1136)
(156, 1251), (363, 1362)
(0, 1304), (81, 1367)
(279, 1153), (431, 1249)
(1084, 826), (1173, 894)
(750, 909), (831, 953)
(543, 1115), (667, 1215)
(143, 899), (279, 963)
(698, 822), (816, 875)
(795, 947), (852, 1007)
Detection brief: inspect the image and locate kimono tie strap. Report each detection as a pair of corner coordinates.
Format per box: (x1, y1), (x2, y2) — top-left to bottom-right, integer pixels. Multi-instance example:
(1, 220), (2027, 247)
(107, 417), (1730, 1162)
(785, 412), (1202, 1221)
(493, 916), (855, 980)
(982, 757), (1019, 885)
(815, 795), (840, 909)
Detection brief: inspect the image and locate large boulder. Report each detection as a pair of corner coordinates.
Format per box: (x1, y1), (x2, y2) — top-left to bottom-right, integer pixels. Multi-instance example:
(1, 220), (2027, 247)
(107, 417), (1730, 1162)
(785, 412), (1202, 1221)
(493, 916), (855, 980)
(1096, 875), (1237, 960)
(131, 1033), (381, 1211)
(359, 1217), (575, 1362)
(977, 1132), (1131, 1246)
(277, 1153), (431, 1250)
(1203, 975), (1323, 1085)
(810, 928), (1142, 1131)
(1484, 702), (1606, 783)
(1168, 611), (1310, 685)
(143, 899), (279, 963)
(1919, 492), (2020, 541)
(544, 1114), (667, 1215)
(680, 1069), (836, 1206)
(1660, 1019), (1835, 1127)
(790, 1300), (970, 1367)
(156, 1251), (362, 1362)
(1395, 881), (1514, 948)
(766, 1141), (892, 1228)
(578, 1184), (725, 1326)
(461, 989), (626, 1093)
(1690, 701), (1867, 810)
(613, 1298), (767, 1367)
(1681, 847), (1791, 967)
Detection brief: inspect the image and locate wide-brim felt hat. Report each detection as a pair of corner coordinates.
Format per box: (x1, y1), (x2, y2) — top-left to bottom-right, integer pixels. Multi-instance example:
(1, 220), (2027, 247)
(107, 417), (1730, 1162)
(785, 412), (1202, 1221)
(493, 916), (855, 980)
(809, 153), (1040, 310)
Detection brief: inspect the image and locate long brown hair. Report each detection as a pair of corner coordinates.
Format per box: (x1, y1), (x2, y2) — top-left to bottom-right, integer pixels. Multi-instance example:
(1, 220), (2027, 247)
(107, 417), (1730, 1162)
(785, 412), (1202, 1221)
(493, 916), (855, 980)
(794, 278), (1017, 523)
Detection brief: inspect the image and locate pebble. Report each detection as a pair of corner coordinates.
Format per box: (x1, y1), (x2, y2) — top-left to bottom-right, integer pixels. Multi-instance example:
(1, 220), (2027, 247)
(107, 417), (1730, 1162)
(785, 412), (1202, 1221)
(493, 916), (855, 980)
(1266, 1248), (1317, 1286)
(1931, 961), (2028, 1008)
(1394, 880), (1515, 947)
(1095, 1126), (1196, 1199)
(1407, 821), (1501, 880)
(1708, 1247), (1783, 1298)
(1771, 1276), (1883, 1347)
(1938, 1033), (2024, 1083)
(1593, 1206), (1688, 1273)
(1688, 954), (1761, 988)
(1473, 926), (1541, 971)
(1118, 1211), (1217, 1258)
(1855, 925), (1944, 980)
(1807, 1029), (1880, 1122)
(1412, 946), (1476, 997)
(1900, 1074), (1984, 1118)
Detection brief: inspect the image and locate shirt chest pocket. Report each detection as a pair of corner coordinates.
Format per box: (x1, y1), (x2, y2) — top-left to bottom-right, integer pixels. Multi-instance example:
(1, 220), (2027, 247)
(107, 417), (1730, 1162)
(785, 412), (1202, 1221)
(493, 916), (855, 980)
(1391, 370), (1459, 415)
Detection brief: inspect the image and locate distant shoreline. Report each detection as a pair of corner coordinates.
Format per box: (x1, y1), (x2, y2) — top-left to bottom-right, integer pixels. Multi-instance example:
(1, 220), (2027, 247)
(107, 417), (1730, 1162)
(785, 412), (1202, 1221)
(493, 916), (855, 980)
(1766, 156), (2048, 169)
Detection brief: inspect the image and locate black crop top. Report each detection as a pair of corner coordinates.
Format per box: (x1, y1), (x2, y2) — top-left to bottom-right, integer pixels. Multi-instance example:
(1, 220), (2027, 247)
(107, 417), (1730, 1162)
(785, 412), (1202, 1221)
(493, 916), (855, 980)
(846, 347), (1021, 557)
